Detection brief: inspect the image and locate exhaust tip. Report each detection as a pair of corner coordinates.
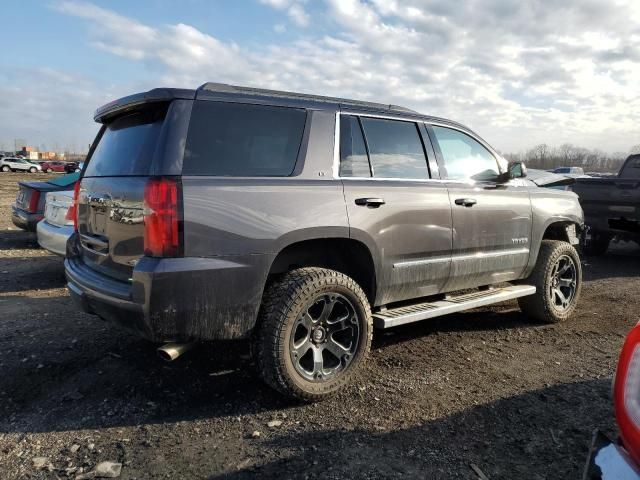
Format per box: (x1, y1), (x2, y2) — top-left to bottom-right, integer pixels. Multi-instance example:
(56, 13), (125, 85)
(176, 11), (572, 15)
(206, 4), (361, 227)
(157, 342), (194, 362)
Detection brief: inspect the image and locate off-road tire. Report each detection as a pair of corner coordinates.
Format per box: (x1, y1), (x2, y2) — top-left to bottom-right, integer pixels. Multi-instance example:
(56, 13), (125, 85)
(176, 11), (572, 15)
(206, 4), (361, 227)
(1, 166), (9, 172)
(518, 240), (582, 323)
(254, 267), (372, 401)
(583, 232), (611, 256)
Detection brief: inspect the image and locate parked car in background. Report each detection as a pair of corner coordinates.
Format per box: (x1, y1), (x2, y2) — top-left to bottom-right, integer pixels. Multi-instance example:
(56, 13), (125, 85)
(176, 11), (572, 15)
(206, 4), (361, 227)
(552, 166), (586, 177)
(583, 322), (640, 479)
(64, 162), (78, 173)
(1, 157), (42, 173)
(37, 188), (76, 255)
(573, 154), (640, 255)
(12, 172), (79, 231)
(65, 83), (584, 401)
(41, 161), (67, 173)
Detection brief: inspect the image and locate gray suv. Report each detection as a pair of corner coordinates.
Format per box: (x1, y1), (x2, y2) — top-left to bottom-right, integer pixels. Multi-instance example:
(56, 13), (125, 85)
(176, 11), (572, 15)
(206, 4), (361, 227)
(65, 83), (584, 400)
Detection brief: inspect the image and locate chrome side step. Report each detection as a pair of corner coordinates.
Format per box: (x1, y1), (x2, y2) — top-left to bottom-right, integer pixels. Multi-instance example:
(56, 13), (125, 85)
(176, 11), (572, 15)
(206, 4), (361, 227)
(372, 284), (536, 329)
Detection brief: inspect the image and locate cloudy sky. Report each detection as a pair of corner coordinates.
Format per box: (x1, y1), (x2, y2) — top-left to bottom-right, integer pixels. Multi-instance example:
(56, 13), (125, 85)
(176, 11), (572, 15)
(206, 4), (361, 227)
(1, 0), (639, 154)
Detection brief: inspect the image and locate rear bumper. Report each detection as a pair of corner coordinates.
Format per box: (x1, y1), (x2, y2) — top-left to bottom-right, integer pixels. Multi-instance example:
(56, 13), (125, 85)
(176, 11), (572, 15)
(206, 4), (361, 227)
(11, 206), (42, 232)
(64, 242), (272, 342)
(37, 220), (73, 256)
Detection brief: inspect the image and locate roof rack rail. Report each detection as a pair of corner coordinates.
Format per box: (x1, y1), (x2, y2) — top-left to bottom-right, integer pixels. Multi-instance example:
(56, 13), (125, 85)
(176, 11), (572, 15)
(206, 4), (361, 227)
(197, 82), (418, 114)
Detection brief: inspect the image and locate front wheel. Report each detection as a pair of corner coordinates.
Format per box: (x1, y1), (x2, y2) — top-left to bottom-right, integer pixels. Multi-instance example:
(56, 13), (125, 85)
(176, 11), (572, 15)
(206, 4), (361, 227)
(30, 167), (37, 173)
(1, 166), (9, 172)
(518, 240), (582, 323)
(254, 267), (372, 401)
(46, 168), (53, 173)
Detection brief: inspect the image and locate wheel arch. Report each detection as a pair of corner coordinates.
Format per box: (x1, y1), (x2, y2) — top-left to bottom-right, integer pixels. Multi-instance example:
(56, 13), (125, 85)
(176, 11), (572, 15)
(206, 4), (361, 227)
(267, 237), (378, 304)
(523, 218), (583, 278)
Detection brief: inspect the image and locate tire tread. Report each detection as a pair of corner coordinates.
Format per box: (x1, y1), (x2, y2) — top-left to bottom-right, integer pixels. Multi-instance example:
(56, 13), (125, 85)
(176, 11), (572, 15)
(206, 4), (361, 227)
(254, 267), (372, 402)
(518, 240), (582, 323)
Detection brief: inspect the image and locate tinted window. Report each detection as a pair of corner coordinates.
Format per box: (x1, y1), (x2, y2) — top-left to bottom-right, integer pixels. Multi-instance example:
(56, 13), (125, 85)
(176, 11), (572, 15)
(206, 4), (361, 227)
(84, 106), (167, 177)
(184, 101), (306, 176)
(359, 118), (428, 179)
(340, 115), (370, 177)
(431, 126), (499, 181)
(619, 156), (640, 178)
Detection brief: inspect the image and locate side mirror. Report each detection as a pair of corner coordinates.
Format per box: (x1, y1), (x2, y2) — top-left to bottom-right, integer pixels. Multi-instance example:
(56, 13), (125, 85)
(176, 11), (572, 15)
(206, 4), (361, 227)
(507, 161), (527, 179)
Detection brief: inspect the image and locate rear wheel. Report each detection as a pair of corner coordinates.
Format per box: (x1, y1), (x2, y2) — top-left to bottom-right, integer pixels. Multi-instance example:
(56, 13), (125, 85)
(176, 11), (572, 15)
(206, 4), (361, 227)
(30, 167), (37, 173)
(1, 166), (9, 172)
(518, 240), (582, 323)
(254, 267), (372, 401)
(46, 168), (53, 173)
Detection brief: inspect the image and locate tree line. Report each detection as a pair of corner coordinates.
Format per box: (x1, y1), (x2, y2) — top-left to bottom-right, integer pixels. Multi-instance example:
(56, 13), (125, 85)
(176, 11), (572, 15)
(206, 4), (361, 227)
(503, 144), (640, 173)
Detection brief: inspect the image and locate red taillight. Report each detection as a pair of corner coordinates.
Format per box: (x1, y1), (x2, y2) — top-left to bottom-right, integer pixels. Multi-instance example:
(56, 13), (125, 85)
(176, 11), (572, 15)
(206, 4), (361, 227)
(28, 190), (41, 213)
(66, 181), (80, 230)
(614, 323), (640, 467)
(143, 178), (180, 257)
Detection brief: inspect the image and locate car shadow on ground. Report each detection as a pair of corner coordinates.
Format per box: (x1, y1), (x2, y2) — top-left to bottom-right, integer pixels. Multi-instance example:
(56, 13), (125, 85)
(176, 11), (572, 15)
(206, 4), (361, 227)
(0, 256), (66, 293)
(0, 230), (40, 250)
(0, 301), (552, 437)
(209, 379), (615, 479)
(583, 246), (640, 281)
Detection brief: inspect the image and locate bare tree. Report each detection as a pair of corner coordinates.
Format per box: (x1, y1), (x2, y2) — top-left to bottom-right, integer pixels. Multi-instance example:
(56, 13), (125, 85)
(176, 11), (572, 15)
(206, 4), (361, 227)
(514, 144), (628, 173)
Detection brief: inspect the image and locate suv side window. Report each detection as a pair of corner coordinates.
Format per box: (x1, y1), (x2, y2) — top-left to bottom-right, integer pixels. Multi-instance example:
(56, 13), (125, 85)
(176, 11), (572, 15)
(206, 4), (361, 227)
(360, 117), (429, 179)
(184, 101), (307, 177)
(340, 115), (371, 177)
(431, 126), (499, 181)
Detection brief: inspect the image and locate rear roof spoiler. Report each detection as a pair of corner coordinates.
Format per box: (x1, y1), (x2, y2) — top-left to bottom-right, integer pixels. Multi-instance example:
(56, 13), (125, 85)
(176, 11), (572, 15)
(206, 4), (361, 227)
(94, 88), (195, 123)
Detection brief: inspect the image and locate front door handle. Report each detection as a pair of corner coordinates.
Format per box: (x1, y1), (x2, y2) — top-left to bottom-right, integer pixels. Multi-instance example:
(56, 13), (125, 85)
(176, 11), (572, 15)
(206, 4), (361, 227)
(355, 197), (386, 208)
(454, 198), (477, 207)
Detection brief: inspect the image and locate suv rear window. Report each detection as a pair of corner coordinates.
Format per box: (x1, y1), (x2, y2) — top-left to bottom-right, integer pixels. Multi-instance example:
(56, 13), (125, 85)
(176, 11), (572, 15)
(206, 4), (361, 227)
(183, 101), (306, 176)
(84, 106), (167, 177)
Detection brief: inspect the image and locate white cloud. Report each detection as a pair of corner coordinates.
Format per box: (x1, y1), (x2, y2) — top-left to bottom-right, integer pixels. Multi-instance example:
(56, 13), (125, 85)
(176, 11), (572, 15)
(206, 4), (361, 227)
(287, 4), (309, 27)
(55, 1), (156, 59)
(10, 0), (639, 153)
(0, 68), (111, 152)
(260, 0), (309, 27)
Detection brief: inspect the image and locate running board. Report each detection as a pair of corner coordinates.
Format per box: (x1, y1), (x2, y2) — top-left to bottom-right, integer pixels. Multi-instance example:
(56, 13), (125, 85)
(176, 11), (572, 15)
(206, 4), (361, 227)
(372, 284), (536, 329)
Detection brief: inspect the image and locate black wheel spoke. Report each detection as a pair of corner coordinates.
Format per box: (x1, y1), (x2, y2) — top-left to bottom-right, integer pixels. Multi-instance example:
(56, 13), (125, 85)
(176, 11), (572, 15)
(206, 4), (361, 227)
(549, 254), (577, 311)
(326, 313), (351, 334)
(324, 337), (349, 360)
(558, 278), (575, 288)
(312, 345), (324, 376)
(319, 296), (338, 322)
(299, 312), (314, 329)
(290, 291), (360, 382)
(292, 337), (312, 355)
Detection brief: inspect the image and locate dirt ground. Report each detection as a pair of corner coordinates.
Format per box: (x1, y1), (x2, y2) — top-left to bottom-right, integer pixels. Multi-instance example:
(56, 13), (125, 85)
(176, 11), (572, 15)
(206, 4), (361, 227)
(0, 171), (638, 479)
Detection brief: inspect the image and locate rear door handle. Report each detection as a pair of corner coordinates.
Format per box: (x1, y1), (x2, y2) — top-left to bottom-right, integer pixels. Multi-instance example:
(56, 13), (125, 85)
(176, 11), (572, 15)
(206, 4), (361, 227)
(454, 198), (477, 207)
(355, 197), (386, 208)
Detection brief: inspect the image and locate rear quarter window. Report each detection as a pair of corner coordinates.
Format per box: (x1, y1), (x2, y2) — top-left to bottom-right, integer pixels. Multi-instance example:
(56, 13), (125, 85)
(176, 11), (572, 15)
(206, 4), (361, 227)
(183, 101), (307, 176)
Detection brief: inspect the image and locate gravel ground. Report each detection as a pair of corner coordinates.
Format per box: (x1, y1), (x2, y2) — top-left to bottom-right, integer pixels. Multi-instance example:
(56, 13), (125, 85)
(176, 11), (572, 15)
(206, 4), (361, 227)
(0, 171), (638, 479)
